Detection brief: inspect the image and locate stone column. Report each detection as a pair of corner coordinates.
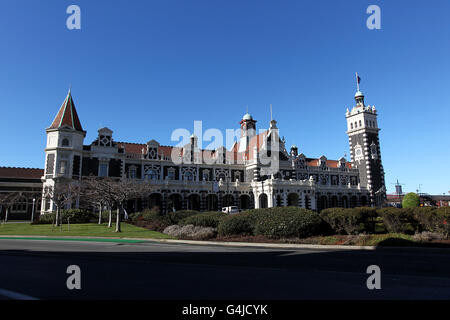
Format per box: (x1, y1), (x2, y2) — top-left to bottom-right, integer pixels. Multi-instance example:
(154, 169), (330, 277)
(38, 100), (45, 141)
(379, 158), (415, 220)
(311, 194), (317, 211)
(162, 192), (167, 214)
(217, 192), (223, 210)
(281, 192), (287, 207)
(182, 192), (188, 210)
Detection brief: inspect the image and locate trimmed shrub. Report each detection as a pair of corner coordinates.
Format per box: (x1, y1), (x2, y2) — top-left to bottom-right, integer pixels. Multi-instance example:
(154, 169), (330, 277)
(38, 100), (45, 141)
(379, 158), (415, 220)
(35, 209), (94, 224)
(100, 210), (117, 222)
(163, 224), (216, 240)
(61, 209), (95, 224)
(435, 207), (450, 238)
(138, 209), (171, 231)
(34, 212), (56, 224)
(166, 210), (200, 224)
(320, 207), (377, 235)
(179, 211), (227, 228)
(217, 211), (259, 236)
(402, 192), (420, 208)
(218, 207), (324, 238)
(378, 207), (413, 234)
(253, 207), (323, 239)
(412, 207), (436, 233)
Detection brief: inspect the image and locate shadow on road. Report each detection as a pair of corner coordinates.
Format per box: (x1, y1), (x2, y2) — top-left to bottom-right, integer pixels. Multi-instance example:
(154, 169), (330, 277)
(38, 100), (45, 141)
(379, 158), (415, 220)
(1, 242), (450, 300)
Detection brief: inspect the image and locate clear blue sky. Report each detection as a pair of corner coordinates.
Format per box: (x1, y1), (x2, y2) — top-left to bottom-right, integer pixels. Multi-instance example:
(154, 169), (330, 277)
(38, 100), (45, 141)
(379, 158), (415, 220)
(0, 0), (449, 195)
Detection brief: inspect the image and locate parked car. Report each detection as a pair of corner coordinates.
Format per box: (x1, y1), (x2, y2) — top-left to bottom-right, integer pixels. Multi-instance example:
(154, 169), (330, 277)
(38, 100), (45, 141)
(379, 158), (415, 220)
(221, 206), (239, 214)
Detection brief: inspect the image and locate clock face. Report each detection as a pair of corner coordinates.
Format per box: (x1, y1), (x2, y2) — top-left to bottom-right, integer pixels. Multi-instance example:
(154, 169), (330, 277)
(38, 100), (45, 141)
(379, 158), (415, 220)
(356, 148), (362, 155)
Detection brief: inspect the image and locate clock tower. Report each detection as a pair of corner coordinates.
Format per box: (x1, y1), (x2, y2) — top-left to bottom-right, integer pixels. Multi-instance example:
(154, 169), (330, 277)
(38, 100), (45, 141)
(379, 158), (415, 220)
(346, 74), (385, 206)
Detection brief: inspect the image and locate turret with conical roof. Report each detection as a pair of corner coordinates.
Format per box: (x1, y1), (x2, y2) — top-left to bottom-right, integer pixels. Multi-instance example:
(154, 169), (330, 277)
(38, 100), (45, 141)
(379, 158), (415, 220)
(48, 89), (84, 132)
(42, 89), (87, 213)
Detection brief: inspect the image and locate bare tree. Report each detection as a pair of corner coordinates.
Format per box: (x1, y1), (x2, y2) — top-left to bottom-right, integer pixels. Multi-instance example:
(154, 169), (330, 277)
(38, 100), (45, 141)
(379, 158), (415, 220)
(81, 177), (118, 228)
(43, 182), (80, 226)
(81, 177), (151, 232)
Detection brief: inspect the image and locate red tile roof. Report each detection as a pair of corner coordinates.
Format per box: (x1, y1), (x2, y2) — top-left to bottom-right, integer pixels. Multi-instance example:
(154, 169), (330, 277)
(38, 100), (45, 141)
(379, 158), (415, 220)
(0, 167), (44, 179)
(49, 90), (83, 131)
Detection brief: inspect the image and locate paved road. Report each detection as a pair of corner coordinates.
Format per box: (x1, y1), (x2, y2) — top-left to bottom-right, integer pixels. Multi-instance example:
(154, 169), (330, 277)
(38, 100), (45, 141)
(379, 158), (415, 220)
(0, 239), (449, 300)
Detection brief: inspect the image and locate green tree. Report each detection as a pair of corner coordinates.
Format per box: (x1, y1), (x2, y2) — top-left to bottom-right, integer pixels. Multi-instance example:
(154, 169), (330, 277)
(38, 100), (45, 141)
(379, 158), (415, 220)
(402, 192), (420, 208)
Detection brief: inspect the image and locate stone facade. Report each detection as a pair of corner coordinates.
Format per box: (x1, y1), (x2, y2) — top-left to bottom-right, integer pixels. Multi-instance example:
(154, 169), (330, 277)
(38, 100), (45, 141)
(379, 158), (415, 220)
(41, 86), (385, 214)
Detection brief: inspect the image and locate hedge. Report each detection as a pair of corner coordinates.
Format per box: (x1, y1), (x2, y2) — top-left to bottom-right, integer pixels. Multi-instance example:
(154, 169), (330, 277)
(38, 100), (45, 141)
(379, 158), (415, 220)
(253, 207), (323, 239)
(378, 208), (413, 234)
(218, 207), (323, 238)
(320, 207), (377, 235)
(166, 210), (200, 224)
(179, 211), (227, 228)
(217, 211), (260, 236)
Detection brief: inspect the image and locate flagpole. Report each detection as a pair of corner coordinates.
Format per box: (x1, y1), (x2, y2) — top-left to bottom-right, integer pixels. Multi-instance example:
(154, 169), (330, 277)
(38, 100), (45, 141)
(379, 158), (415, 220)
(355, 72), (360, 92)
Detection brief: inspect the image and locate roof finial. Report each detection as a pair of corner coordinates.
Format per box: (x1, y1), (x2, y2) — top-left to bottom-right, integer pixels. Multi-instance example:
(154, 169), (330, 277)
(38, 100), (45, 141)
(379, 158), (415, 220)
(69, 82), (72, 94)
(270, 104), (273, 121)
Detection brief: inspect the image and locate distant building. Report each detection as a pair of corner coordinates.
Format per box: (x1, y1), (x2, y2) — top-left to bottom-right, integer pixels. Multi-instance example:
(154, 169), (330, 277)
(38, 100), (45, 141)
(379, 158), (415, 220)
(386, 194), (450, 207)
(0, 167), (44, 219)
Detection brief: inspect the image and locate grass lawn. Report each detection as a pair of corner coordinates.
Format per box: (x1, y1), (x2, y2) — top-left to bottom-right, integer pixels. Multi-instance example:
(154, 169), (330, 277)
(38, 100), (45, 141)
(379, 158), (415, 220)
(0, 222), (173, 239)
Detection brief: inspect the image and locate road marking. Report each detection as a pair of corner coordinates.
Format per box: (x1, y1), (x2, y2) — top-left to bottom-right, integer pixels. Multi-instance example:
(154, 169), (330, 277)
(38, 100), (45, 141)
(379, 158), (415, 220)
(0, 288), (39, 300)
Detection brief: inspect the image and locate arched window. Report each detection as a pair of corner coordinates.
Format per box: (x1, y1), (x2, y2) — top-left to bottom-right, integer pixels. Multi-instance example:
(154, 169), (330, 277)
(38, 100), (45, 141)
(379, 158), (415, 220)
(145, 169), (158, 180)
(350, 123), (353, 129)
(61, 138), (70, 147)
(184, 171), (194, 181)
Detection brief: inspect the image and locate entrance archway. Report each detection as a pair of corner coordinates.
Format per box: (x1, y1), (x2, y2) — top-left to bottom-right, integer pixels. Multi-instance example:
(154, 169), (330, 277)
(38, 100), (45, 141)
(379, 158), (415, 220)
(148, 193), (162, 213)
(222, 194), (235, 207)
(206, 194), (218, 211)
(342, 196), (349, 208)
(187, 194), (200, 211)
(239, 194), (251, 210)
(287, 193), (299, 206)
(168, 194), (182, 212)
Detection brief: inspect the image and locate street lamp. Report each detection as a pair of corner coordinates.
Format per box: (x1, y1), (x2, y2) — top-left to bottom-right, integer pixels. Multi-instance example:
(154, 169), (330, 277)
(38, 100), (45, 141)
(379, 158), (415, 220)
(31, 198), (36, 223)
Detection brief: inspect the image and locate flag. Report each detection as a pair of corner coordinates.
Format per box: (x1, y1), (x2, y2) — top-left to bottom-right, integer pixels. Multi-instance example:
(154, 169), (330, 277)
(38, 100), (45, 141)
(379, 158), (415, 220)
(357, 75), (361, 84)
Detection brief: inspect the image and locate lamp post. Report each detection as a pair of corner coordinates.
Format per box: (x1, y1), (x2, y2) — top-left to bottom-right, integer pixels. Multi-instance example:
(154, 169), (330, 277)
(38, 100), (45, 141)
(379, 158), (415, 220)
(31, 198), (36, 223)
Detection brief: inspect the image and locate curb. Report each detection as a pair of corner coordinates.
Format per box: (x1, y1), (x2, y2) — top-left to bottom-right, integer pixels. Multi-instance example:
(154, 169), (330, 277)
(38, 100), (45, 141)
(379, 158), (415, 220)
(2, 235), (450, 252)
